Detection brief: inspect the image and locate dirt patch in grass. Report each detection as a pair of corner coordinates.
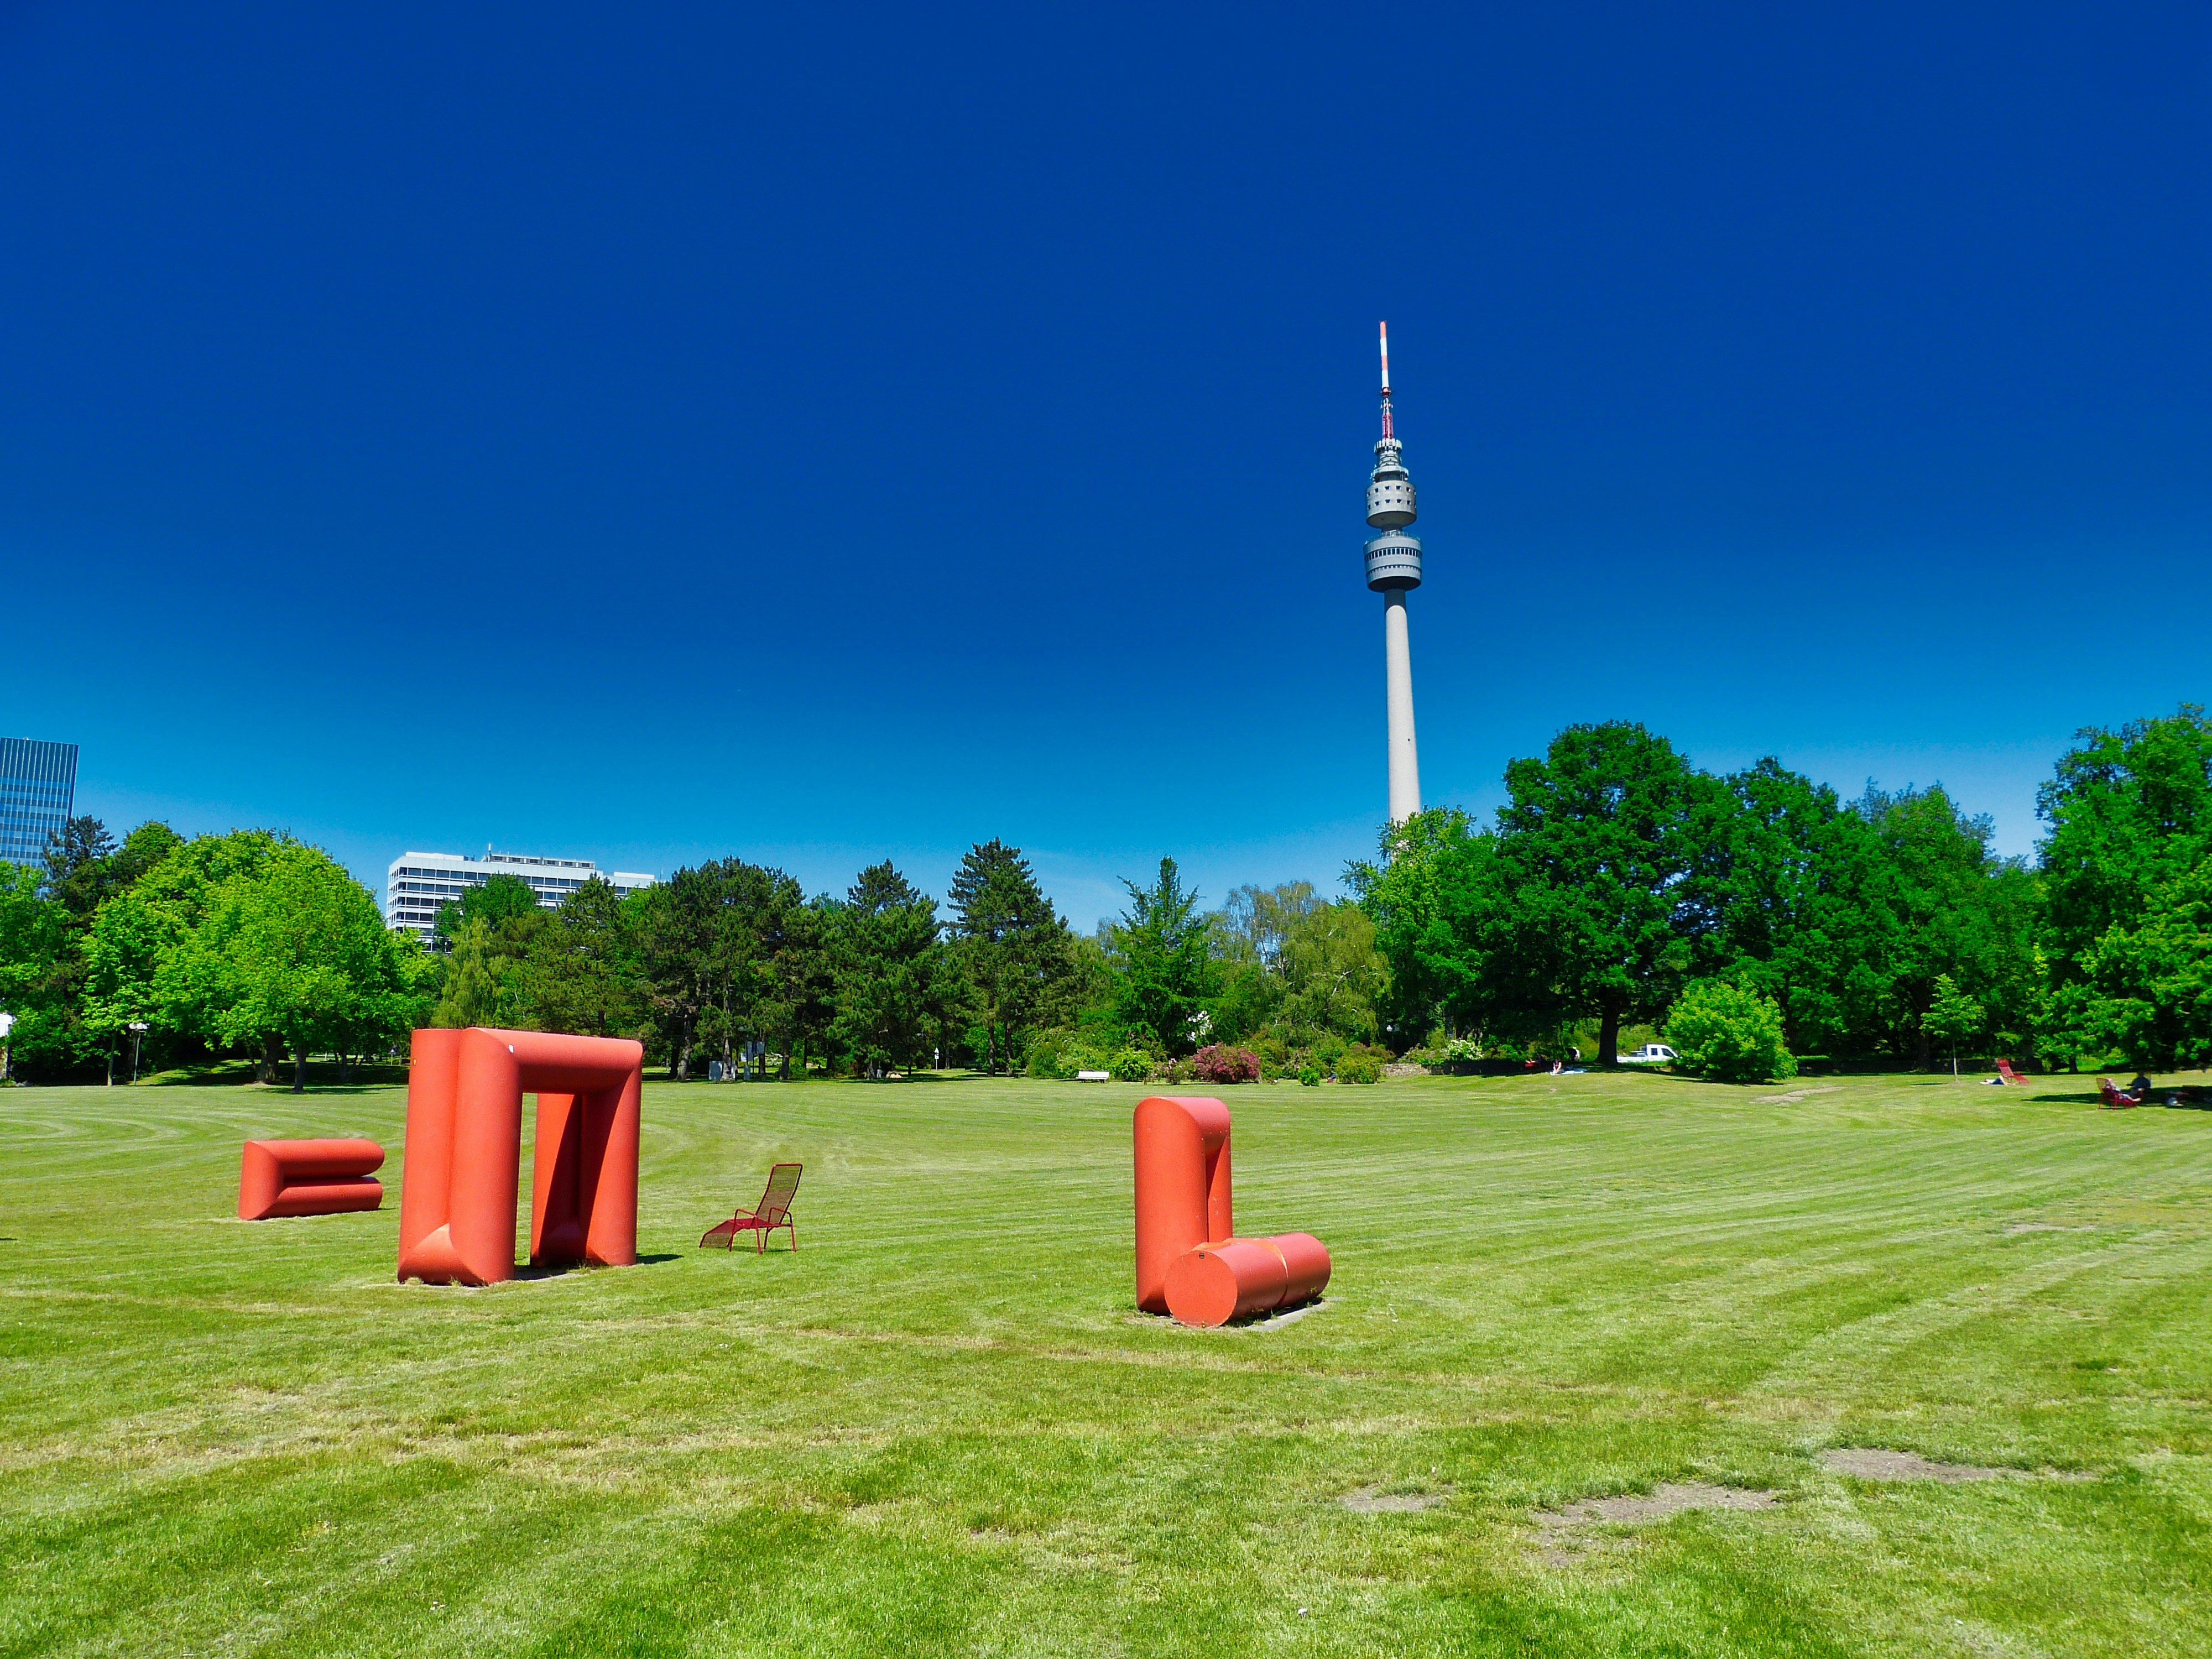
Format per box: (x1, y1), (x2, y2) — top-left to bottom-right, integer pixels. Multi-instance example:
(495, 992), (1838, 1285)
(1535, 1481), (1776, 1527)
(2006, 1222), (2096, 1235)
(1340, 1485), (1447, 1514)
(1821, 1448), (2097, 1483)
(1528, 1481), (1776, 1566)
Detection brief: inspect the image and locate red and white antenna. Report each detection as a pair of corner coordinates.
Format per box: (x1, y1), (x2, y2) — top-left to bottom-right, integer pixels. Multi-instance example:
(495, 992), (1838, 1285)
(1378, 320), (1395, 439)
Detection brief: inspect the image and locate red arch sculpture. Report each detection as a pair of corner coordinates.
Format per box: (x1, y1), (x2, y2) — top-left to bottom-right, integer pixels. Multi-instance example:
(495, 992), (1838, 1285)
(1133, 1094), (1331, 1326)
(396, 1027), (643, 1286)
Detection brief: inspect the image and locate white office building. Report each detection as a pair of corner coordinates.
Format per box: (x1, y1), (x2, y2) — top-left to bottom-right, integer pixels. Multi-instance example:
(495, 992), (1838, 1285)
(386, 849), (659, 944)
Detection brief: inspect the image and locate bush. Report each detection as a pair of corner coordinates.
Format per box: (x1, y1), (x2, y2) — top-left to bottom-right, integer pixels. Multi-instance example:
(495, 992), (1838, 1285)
(1110, 1047), (1153, 1082)
(1665, 981), (1797, 1083)
(1187, 1044), (1261, 1084)
(1297, 1063), (1323, 1087)
(1336, 1045), (1385, 1084)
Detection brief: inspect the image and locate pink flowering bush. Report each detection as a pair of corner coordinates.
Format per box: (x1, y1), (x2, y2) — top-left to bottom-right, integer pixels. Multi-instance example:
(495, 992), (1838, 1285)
(1187, 1044), (1261, 1084)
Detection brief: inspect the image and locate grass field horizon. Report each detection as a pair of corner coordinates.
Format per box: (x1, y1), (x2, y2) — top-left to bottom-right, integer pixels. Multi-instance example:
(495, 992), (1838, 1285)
(5, 1071), (2209, 1656)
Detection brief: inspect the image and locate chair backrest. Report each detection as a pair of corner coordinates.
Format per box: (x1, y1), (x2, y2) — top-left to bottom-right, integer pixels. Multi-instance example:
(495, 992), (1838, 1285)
(2098, 1077), (2125, 1100)
(1996, 1058), (2019, 1081)
(754, 1162), (802, 1224)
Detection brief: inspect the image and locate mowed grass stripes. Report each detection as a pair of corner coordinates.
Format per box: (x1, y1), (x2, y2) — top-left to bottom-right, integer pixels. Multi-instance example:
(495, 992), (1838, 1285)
(1, 1071), (2208, 1657)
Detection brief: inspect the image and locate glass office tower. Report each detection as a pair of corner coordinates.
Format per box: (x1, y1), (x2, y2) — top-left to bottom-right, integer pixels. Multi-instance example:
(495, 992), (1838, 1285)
(0, 738), (77, 866)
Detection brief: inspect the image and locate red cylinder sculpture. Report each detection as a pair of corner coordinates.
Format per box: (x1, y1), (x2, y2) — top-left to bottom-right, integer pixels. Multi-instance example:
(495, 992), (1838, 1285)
(1163, 1234), (1333, 1328)
(396, 1026), (643, 1286)
(1133, 1095), (1234, 1313)
(237, 1138), (385, 1219)
(1133, 1095), (1331, 1325)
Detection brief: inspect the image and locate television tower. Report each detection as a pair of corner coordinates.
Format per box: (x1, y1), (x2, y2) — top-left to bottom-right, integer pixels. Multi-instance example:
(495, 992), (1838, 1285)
(1364, 321), (1423, 823)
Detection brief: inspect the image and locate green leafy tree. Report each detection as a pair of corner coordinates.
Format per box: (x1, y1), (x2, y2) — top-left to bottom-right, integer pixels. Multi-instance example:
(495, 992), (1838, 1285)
(1109, 858), (1217, 1057)
(0, 860), (67, 1079)
(170, 842), (432, 1090)
(2074, 855), (2212, 1069)
(1665, 980), (1797, 1083)
(1276, 902), (1385, 1046)
(1491, 723), (1714, 1066)
(2038, 709), (2212, 1060)
(1922, 973), (1986, 1079)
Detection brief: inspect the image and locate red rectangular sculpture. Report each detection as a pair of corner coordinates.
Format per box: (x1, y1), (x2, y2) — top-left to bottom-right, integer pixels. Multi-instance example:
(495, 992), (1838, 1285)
(237, 1138), (385, 1220)
(396, 1026), (643, 1286)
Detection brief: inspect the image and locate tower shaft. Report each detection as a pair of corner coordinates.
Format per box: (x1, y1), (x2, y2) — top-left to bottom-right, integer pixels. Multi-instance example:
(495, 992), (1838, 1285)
(1383, 591), (1421, 823)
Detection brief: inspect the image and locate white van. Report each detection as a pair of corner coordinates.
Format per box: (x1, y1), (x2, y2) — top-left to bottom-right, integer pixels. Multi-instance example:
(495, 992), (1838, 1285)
(1618, 1044), (1677, 1065)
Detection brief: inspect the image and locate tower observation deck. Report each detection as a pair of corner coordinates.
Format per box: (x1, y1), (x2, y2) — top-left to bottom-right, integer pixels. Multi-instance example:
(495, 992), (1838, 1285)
(1365, 323), (1422, 823)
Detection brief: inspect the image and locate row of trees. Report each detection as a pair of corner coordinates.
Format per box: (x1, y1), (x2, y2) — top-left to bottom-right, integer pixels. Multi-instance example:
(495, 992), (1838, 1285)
(1353, 709), (2212, 1071)
(6, 706), (2206, 1085)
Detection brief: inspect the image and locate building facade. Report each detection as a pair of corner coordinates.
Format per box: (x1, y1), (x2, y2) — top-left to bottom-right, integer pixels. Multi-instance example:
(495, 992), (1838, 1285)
(385, 849), (658, 943)
(0, 738), (79, 866)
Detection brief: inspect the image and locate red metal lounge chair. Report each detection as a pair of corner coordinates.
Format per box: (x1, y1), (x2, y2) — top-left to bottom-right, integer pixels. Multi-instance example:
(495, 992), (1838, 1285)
(701, 1162), (802, 1253)
(1994, 1058), (2029, 1085)
(2097, 1077), (2141, 1110)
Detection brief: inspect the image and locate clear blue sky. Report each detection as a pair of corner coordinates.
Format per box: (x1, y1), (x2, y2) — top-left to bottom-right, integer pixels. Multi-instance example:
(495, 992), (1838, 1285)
(3, 3), (2206, 928)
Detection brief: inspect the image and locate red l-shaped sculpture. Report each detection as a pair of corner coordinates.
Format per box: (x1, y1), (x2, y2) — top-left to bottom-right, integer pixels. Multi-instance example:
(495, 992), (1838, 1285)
(397, 1026), (643, 1286)
(1134, 1094), (1330, 1326)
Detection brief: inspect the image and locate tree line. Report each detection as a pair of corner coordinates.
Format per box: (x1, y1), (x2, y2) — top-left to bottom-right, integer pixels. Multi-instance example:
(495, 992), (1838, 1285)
(1354, 708), (2212, 1073)
(4, 706), (2208, 1086)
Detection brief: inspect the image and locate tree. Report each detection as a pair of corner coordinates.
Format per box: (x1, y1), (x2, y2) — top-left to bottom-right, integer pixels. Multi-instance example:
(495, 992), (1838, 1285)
(1922, 974), (1985, 1079)
(1491, 723), (1713, 1066)
(2074, 855), (2212, 1070)
(1109, 858), (1216, 1057)
(524, 876), (644, 1038)
(2038, 709), (2212, 1060)
(1275, 902), (1385, 1046)
(432, 872), (543, 950)
(1860, 785), (2039, 1066)
(172, 842), (432, 1090)
(831, 862), (941, 1074)
(41, 816), (118, 920)
(948, 839), (1071, 1074)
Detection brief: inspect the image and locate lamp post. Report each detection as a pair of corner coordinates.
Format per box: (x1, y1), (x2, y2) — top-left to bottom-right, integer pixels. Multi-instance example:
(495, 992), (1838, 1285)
(128, 1021), (149, 1084)
(0, 1010), (13, 1084)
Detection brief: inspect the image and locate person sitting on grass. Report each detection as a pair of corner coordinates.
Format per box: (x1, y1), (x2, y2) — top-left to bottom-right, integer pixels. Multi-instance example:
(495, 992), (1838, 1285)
(2130, 1072), (2154, 1100)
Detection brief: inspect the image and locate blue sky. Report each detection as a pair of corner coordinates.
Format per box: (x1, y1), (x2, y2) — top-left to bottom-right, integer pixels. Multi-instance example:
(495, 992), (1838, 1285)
(2, 3), (2206, 929)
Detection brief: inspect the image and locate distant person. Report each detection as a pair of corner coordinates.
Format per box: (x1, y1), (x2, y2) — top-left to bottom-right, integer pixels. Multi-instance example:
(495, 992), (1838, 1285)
(2130, 1072), (2154, 1099)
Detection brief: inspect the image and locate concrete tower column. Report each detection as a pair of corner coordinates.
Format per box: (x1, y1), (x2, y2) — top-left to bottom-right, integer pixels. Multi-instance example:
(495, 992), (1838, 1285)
(1383, 590), (1421, 823)
(1364, 322), (1425, 828)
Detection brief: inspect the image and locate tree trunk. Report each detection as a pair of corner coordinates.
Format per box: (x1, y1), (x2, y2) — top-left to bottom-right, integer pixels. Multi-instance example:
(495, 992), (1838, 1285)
(293, 1046), (307, 1093)
(259, 1037), (281, 1086)
(1598, 1003), (1621, 1068)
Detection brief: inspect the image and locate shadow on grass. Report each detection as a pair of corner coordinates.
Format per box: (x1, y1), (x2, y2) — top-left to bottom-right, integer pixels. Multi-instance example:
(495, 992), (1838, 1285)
(510, 1251), (684, 1281)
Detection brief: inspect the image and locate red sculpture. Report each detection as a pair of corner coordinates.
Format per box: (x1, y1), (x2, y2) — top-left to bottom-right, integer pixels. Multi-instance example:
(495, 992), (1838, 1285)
(237, 1138), (385, 1219)
(1133, 1094), (1331, 1326)
(396, 1026), (643, 1286)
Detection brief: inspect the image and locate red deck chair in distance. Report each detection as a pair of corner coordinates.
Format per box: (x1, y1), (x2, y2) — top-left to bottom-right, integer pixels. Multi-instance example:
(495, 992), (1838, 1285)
(701, 1162), (802, 1253)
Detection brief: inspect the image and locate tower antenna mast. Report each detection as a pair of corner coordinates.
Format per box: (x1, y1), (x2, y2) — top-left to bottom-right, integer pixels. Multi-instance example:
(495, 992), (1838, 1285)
(1361, 321), (1423, 825)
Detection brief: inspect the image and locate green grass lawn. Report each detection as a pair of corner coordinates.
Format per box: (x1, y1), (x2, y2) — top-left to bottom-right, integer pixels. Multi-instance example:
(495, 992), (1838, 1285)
(4, 1069), (2210, 1657)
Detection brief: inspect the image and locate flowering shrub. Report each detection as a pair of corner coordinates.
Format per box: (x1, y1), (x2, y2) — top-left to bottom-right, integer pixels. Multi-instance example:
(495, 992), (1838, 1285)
(1187, 1044), (1261, 1084)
